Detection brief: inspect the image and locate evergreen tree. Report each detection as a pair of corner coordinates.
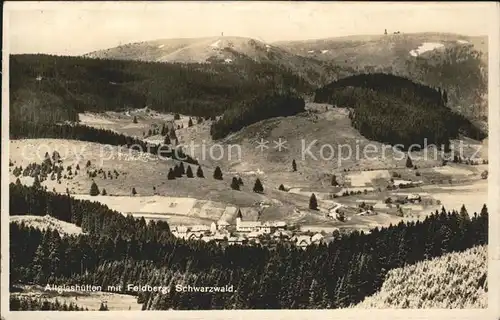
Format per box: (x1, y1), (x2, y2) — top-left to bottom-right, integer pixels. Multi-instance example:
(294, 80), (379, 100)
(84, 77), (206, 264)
(98, 302), (108, 311)
(101, 189), (107, 196)
(179, 162), (185, 175)
(133, 116), (138, 124)
(86, 160), (91, 168)
(231, 177), (241, 191)
(480, 204), (488, 217)
(167, 168), (176, 180)
(292, 160), (297, 172)
(309, 193), (318, 210)
(174, 165), (182, 178)
(15, 177), (21, 185)
(164, 135), (171, 145)
(132, 187), (137, 196)
(196, 166), (204, 178)
(186, 165), (194, 178)
(213, 166), (223, 180)
(278, 184), (286, 191)
(174, 114), (181, 120)
(238, 177), (244, 186)
(90, 181), (100, 196)
(33, 175), (42, 190)
(188, 118), (193, 127)
(331, 174), (338, 186)
(405, 155), (413, 168)
(253, 178), (264, 193)
(459, 204), (470, 221)
(169, 128), (177, 139)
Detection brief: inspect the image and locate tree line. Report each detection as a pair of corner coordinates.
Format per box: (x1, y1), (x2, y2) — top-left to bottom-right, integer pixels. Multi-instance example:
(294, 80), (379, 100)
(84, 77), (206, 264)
(9, 183), (488, 309)
(210, 94), (305, 140)
(10, 54), (312, 126)
(314, 73), (486, 149)
(10, 122), (198, 164)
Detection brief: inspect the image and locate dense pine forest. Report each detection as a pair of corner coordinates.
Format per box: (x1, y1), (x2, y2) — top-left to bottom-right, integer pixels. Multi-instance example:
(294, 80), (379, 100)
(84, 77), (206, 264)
(210, 94), (305, 139)
(10, 183), (488, 309)
(356, 245), (487, 308)
(314, 73), (486, 149)
(10, 54), (312, 125)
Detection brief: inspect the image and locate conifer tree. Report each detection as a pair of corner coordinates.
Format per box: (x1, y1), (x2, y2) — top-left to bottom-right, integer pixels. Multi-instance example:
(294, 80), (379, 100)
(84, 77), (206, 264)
(132, 187), (137, 196)
(90, 181), (99, 196)
(98, 302), (108, 311)
(238, 177), (244, 186)
(174, 165), (182, 178)
(278, 184), (286, 191)
(15, 178), (21, 185)
(253, 178), (264, 193)
(405, 155), (413, 168)
(179, 162), (185, 175)
(292, 159), (297, 172)
(167, 168), (176, 180)
(186, 165), (194, 178)
(188, 118), (193, 127)
(309, 193), (318, 210)
(101, 188), (107, 196)
(169, 128), (177, 139)
(33, 175), (41, 190)
(133, 116), (138, 124)
(231, 177), (241, 190)
(164, 135), (171, 145)
(331, 174), (338, 186)
(196, 166), (204, 178)
(213, 166), (223, 180)
(459, 204), (470, 221)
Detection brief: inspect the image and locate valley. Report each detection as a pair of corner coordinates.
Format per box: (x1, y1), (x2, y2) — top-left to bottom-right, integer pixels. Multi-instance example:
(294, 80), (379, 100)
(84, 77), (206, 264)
(7, 12), (491, 311)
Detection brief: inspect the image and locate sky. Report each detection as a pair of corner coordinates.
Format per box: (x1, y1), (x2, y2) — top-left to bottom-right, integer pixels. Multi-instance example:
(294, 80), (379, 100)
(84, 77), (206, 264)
(5, 1), (497, 56)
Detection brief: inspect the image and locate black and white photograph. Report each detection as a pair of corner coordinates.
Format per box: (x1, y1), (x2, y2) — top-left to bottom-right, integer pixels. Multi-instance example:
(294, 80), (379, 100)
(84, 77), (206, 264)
(1, 1), (499, 318)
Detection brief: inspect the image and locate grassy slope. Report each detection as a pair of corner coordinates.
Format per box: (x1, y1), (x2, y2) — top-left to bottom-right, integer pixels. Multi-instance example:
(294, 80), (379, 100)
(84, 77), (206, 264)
(355, 245), (487, 308)
(9, 215), (83, 236)
(84, 36), (344, 87)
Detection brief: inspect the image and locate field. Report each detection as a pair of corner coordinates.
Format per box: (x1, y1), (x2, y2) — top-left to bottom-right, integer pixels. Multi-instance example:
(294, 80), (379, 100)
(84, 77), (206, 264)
(11, 285), (142, 311)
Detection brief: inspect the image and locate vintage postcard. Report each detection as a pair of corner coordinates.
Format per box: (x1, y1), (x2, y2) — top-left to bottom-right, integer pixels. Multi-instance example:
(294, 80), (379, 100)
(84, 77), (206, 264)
(1, 1), (499, 319)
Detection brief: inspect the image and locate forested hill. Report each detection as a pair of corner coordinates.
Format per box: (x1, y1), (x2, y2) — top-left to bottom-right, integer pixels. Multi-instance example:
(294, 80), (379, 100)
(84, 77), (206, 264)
(314, 73), (486, 149)
(210, 94), (305, 140)
(10, 184), (488, 310)
(10, 54), (312, 125)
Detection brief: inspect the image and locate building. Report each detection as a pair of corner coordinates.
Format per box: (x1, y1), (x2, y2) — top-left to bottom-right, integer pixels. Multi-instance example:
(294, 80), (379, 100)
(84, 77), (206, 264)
(216, 220), (230, 230)
(210, 222), (217, 234)
(191, 225), (210, 232)
(292, 235), (312, 248)
(311, 233), (324, 244)
(236, 220), (262, 232)
(406, 194), (422, 203)
(236, 209), (286, 233)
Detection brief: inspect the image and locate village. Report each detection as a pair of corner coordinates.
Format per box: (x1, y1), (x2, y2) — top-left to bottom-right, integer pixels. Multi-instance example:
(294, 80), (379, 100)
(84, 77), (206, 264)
(170, 191), (427, 248)
(170, 208), (330, 248)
